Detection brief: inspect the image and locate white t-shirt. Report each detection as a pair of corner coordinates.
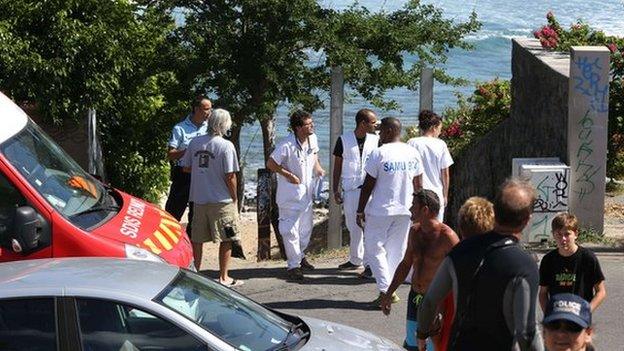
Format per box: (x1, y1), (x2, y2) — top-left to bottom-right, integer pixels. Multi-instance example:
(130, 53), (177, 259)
(270, 133), (319, 211)
(364, 142), (423, 216)
(407, 137), (453, 204)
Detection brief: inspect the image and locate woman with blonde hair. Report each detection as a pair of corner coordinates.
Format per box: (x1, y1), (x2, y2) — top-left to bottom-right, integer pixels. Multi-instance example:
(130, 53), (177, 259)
(457, 196), (495, 239)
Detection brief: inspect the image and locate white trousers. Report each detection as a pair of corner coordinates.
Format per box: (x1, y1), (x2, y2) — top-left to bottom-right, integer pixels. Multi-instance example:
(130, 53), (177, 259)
(278, 205), (313, 269)
(364, 214), (411, 293)
(343, 188), (365, 266)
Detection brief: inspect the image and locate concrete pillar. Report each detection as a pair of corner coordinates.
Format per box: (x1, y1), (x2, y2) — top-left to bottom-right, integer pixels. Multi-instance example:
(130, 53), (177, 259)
(328, 67), (344, 249)
(567, 46), (610, 233)
(419, 67), (434, 112)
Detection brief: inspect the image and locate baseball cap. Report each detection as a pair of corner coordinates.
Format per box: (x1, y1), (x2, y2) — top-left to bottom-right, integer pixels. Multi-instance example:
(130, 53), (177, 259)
(543, 293), (591, 328)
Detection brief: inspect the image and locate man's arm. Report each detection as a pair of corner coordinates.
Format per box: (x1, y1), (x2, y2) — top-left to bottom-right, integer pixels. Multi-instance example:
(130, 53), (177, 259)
(538, 286), (549, 313)
(332, 156), (343, 203)
(441, 167), (450, 206)
(266, 158), (300, 184)
(590, 280), (606, 312)
(380, 229), (416, 315)
(167, 147), (186, 161)
(356, 174), (376, 228)
(225, 172), (238, 203)
(314, 156), (325, 177)
(503, 277), (544, 351)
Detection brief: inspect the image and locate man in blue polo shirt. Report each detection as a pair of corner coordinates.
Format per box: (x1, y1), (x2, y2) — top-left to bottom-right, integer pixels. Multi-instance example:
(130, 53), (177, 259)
(165, 96), (211, 235)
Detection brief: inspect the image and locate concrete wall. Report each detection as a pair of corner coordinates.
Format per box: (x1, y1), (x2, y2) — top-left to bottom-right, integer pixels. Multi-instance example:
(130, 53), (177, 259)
(446, 38), (571, 227)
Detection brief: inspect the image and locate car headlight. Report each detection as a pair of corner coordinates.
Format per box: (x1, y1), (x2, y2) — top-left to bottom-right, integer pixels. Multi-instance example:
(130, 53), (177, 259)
(124, 244), (166, 263)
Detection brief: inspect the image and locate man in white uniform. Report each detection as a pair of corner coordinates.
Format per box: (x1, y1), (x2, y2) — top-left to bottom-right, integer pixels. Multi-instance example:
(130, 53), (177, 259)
(357, 117), (423, 305)
(267, 110), (325, 281)
(332, 108), (379, 271)
(407, 110), (453, 222)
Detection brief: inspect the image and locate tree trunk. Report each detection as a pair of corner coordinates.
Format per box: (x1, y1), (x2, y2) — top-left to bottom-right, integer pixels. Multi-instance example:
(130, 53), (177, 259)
(260, 115), (286, 259)
(229, 123), (245, 213)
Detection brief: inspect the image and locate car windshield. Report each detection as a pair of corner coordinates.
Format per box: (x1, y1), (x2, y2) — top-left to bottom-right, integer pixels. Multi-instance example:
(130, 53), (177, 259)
(0, 121), (114, 229)
(156, 271), (305, 351)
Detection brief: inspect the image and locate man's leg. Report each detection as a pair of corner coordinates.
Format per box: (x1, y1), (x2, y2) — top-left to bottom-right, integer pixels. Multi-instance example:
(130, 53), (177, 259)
(364, 214), (393, 293)
(278, 208), (304, 269)
(165, 167), (191, 220)
(192, 242), (203, 271)
(404, 290), (435, 351)
(190, 203), (209, 271)
(298, 205), (314, 255)
(385, 215), (411, 280)
(343, 189), (364, 266)
(218, 241), (232, 282)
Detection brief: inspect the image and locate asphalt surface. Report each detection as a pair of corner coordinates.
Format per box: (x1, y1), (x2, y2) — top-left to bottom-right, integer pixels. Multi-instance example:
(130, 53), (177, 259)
(200, 251), (624, 350)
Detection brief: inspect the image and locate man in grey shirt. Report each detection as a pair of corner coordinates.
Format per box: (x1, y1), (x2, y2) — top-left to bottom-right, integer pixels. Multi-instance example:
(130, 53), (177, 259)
(417, 179), (543, 351)
(182, 108), (243, 286)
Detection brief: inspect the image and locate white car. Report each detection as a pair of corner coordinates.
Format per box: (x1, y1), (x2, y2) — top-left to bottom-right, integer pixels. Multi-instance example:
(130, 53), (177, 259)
(0, 258), (401, 350)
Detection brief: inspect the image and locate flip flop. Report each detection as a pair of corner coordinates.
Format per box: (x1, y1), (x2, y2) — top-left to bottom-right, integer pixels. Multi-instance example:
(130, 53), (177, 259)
(220, 279), (244, 287)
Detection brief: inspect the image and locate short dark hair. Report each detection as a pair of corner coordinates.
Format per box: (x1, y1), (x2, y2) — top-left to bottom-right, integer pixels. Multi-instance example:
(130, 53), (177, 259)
(191, 95), (209, 110)
(418, 110), (442, 131)
(414, 189), (440, 215)
(380, 117), (401, 132)
(551, 213), (579, 233)
(289, 110), (312, 131)
(494, 178), (537, 228)
(355, 108), (375, 125)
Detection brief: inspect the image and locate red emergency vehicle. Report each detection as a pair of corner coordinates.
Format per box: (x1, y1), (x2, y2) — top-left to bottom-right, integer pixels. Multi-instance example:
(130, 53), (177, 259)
(0, 93), (194, 268)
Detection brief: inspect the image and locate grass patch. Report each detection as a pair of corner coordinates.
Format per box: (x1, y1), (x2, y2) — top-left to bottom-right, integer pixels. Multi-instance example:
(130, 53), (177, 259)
(577, 227), (615, 246)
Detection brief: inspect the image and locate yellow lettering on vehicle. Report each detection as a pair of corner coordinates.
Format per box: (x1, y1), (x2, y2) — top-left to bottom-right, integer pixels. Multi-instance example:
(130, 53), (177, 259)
(154, 231), (173, 250)
(159, 223), (180, 244)
(139, 209), (184, 255)
(143, 238), (162, 255)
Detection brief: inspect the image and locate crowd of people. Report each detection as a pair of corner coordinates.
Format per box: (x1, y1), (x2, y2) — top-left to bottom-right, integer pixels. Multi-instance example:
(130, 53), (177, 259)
(165, 97), (607, 351)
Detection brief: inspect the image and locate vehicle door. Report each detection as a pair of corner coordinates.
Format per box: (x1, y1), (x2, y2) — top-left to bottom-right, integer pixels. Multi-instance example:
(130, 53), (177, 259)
(72, 298), (212, 351)
(0, 297), (59, 350)
(0, 162), (52, 262)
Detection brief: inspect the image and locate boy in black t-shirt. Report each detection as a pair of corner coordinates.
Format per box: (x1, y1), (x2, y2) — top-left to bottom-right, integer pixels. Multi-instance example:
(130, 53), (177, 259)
(539, 213), (606, 312)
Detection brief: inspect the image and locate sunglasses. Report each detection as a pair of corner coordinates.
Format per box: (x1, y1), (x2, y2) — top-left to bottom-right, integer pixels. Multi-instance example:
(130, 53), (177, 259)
(544, 320), (584, 333)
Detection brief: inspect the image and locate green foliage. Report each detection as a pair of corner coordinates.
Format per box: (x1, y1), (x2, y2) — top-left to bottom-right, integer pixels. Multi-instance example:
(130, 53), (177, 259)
(438, 78), (511, 156)
(170, 0), (481, 129)
(0, 0), (180, 201)
(535, 12), (624, 180)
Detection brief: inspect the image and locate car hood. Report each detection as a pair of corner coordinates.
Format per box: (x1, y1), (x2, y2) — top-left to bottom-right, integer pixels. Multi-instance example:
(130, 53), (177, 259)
(300, 316), (402, 350)
(91, 190), (193, 267)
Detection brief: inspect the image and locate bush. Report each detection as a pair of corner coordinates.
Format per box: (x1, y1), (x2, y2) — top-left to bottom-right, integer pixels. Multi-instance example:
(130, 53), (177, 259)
(439, 78), (511, 156)
(535, 12), (624, 180)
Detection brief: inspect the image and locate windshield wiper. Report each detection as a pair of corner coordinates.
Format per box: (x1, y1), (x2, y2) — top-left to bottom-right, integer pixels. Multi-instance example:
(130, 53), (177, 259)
(71, 205), (121, 217)
(271, 322), (309, 351)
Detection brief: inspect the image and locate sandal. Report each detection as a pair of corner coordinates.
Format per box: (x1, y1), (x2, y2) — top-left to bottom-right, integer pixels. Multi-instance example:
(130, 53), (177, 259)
(220, 279), (244, 287)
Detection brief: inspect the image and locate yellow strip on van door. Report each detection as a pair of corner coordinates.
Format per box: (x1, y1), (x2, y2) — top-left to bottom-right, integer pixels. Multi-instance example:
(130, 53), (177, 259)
(159, 223), (180, 244)
(153, 231), (173, 251)
(143, 238), (162, 255)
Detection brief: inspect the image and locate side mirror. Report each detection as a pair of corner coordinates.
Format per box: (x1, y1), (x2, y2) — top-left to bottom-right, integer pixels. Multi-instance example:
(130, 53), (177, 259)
(11, 206), (41, 254)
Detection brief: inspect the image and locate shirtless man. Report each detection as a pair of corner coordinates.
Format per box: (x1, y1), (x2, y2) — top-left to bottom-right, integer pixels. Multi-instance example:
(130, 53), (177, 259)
(380, 189), (459, 351)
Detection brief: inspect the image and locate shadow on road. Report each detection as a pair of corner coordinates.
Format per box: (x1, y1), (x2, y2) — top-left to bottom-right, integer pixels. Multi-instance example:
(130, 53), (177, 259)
(201, 267), (374, 286)
(264, 298), (380, 311)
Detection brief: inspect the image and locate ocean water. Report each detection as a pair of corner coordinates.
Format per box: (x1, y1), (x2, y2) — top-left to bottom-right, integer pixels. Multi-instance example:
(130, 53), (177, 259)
(239, 0), (624, 189)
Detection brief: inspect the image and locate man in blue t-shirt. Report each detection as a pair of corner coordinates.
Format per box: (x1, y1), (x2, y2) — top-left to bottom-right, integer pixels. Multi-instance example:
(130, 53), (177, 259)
(165, 96), (211, 235)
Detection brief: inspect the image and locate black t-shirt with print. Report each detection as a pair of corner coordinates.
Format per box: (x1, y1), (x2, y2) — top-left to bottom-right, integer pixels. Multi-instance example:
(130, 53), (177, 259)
(539, 246), (605, 302)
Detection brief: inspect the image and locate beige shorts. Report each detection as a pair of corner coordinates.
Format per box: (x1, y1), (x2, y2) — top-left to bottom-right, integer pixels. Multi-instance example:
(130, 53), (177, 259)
(191, 202), (240, 243)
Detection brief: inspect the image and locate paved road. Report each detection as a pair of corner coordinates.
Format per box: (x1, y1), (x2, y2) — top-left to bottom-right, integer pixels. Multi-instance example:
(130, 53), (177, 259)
(218, 252), (624, 349)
